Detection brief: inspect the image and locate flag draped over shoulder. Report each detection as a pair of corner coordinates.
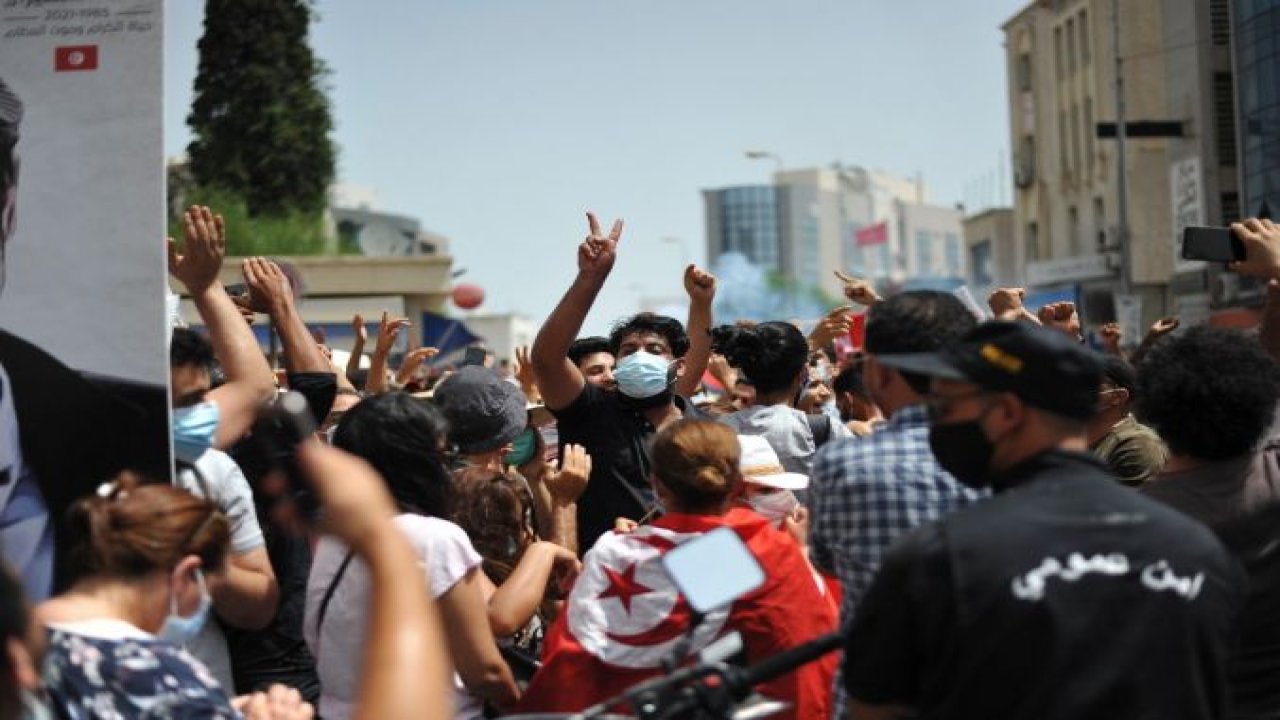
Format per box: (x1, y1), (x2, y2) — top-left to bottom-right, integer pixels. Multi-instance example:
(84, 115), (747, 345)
(516, 508), (838, 720)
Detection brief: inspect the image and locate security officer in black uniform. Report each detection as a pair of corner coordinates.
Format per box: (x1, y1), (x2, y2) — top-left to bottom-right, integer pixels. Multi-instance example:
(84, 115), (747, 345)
(843, 321), (1247, 720)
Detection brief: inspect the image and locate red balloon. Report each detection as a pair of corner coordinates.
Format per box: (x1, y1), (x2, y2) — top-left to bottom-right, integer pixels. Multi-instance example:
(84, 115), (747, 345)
(452, 283), (485, 309)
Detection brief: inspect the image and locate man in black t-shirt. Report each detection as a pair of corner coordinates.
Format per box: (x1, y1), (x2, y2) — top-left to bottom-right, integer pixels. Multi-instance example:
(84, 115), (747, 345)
(844, 322), (1246, 720)
(530, 213), (712, 550)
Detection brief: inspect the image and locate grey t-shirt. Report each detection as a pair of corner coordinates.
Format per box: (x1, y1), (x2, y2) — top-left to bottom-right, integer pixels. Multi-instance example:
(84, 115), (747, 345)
(722, 404), (853, 475)
(178, 448), (267, 692)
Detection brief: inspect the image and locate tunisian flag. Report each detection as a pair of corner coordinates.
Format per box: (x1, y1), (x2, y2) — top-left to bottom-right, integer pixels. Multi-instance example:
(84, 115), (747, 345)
(516, 508), (838, 720)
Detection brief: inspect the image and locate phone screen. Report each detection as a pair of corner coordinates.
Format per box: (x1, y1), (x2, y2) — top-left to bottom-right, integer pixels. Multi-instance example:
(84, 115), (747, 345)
(539, 425), (559, 463)
(1182, 226), (1245, 263)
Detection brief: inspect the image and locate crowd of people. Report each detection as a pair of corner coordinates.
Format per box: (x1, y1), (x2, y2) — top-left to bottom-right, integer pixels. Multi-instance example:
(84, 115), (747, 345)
(3, 200), (1280, 720)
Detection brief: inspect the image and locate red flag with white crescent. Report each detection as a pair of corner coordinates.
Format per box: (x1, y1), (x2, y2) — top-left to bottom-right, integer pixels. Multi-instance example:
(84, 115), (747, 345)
(516, 508), (838, 720)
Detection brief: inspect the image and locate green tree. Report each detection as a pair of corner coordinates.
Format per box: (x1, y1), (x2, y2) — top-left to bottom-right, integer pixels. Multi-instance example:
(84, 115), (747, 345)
(186, 0), (335, 218)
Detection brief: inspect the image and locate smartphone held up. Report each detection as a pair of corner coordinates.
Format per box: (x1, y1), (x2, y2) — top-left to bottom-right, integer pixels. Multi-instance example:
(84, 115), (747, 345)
(1182, 226), (1247, 263)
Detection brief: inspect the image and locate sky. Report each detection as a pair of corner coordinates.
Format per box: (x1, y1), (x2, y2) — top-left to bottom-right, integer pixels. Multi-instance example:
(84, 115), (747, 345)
(164, 0), (1016, 335)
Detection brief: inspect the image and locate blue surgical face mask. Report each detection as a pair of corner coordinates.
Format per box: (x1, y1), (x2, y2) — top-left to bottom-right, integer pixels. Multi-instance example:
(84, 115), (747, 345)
(614, 351), (674, 400)
(159, 568), (212, 646)
(172, 402), (220, 463)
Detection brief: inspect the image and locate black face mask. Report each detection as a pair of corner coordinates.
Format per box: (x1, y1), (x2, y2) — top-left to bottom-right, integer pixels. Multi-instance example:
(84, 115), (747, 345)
(929, 418), (996, 489)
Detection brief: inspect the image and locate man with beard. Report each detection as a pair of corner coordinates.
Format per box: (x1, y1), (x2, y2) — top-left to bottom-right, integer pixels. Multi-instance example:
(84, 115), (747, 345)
(531, 213), (716, 550)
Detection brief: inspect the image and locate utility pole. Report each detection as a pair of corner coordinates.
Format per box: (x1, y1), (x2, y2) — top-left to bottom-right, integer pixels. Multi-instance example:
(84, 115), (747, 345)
(1112, 0), (1132, 295)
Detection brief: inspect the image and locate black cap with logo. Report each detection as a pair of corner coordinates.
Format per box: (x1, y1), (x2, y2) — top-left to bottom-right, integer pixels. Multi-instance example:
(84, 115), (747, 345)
(877, 321), (1103, 420)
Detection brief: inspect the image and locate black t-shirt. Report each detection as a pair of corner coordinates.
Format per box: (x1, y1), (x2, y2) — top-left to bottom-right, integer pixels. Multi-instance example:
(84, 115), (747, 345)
(844, 450), (1247, 720)
(223, 371), (336, 701)
(553, 383), (700, 550)
(1212, 502), (1280, 719)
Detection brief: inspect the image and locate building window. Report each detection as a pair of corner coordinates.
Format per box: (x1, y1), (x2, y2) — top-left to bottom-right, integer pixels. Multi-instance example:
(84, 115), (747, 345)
(1214, 72), (1238, 164)
(1068, 206), (1081, 256)
(1221, 192), (1240, 224)
(1079, 10), (1091, 66)
(971, 240), (993, 287)
(1066, 18), (1076, 74)
(915, 230), (932, 275)
(945, 233), (962, 276)
(1071, 104), (1083, 180)
(1054, 27), (1064, 80)
(1015, 134), (1036, 189)
(1060, 110), (1069, 173)
(1094, 196), (1107, 249)
(1084, 97), (1095, 180)
(1210, 0), (1230, 46)
(1017, 53), (1032, 92)
(1026, 222), (1040, 262)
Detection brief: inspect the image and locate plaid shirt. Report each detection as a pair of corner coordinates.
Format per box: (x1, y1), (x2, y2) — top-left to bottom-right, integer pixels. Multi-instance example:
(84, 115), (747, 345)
(809, 404), (987, 717)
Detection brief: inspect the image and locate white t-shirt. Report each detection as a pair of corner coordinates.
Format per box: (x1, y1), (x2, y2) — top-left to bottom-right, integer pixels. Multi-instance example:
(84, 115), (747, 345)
(176, 448), (268, 692)
(305, 514), (482, 720)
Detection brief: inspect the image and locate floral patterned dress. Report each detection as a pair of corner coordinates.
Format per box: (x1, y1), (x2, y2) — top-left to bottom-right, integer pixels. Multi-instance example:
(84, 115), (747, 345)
(41, 620), (238, 719)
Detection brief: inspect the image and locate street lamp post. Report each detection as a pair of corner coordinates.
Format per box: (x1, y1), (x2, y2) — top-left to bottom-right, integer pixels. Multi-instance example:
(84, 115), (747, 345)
(744, 150), (784, 174)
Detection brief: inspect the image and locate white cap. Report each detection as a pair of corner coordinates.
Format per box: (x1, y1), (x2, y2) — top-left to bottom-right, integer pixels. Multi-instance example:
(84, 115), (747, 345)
(737, 435), (809, 490)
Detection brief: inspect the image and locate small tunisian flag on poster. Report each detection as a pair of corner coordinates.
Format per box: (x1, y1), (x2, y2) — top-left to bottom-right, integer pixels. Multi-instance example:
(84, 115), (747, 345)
(516, 509), (838, 720)
(54, 45), (99, 72)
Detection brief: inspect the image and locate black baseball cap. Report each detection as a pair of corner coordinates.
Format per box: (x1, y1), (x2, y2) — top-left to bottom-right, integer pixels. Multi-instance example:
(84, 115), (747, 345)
(876, 321), (1103, 420)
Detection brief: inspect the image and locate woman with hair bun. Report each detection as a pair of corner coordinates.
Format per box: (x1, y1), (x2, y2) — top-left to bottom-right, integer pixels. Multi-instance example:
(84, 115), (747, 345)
(713, 323), (852, 479)
(517, 419), (838, 719)
(31, 478), (273, 718)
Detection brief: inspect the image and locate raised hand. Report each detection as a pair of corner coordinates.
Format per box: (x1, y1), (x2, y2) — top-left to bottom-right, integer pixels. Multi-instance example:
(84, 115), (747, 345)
(809, 306), (854, 349)
(242, 257), (294, 314)
(1038, 301), (1082, 341)
(1148, 316), (1180, 339)
(988, 287), (1027, 319)
(577, 211), (624, 278)
(513, 345), (539, 397)
(168, 205), (226, 294)
(1229, 218), (1280, 280)
(395, 346), (439, 385)
(834, 271), (881, 307)
(352, 313), (368, 345)
(1100, 322), (1123, 354)
(706, 353), (737, 391)
(781, 505), (810, 548)
(1037, 301), (1076, 325)
(543, 443), (591, 505)
(375, 310), (411, 356)
(684, 264), (718, 305)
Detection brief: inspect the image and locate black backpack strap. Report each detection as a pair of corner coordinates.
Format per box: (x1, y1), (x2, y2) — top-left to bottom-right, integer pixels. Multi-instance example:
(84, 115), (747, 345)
(315, 550), (356, 639)
(807, 413), (832, 448)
